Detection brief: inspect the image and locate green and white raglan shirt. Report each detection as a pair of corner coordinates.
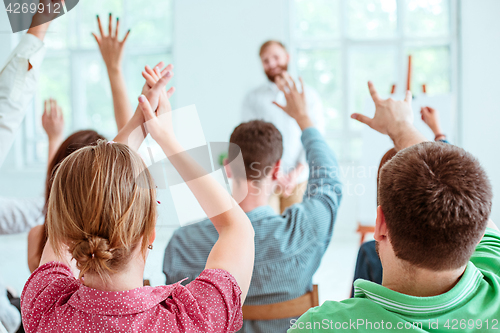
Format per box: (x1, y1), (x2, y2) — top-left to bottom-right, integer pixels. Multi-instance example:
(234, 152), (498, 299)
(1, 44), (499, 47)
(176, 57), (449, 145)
(288, 228), (500, 332)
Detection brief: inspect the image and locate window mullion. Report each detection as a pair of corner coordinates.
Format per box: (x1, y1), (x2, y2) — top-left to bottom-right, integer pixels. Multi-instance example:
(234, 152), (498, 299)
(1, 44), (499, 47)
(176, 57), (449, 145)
(450, 0), (461, 146)
(396, 0), (406, 94)
(340, 0), (350, 161)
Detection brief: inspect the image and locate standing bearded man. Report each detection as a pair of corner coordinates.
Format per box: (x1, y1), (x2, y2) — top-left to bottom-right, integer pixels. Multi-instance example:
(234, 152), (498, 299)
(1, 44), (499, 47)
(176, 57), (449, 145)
(242, 40), (325, 214)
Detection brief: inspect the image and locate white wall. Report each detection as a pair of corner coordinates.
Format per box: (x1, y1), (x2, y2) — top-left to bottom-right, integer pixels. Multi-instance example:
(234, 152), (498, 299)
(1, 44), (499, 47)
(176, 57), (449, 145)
(460, 0), (500, 222)
(173, 0), (289, 142)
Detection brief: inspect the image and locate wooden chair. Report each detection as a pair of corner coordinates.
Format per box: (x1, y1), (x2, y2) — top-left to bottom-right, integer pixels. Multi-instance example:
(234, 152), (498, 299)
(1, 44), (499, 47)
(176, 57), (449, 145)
(356, 222), (375, 246)
(143, 279), (151, 286)
(242, 285), (319, 320)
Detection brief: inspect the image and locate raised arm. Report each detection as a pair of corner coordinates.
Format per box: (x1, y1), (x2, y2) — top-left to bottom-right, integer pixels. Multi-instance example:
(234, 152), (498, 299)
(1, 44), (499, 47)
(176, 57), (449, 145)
(136, 75), (254, 302)
(26, 0), (63, 41)
(113, 63), (174, 150)
(421, 106), (447, 141)
(92, 14), (132, 131)
(0, 0), (61, 166)
(42, 99), (64, 163)
(273, 74), (342, 238)
(351, 81), (428, 151)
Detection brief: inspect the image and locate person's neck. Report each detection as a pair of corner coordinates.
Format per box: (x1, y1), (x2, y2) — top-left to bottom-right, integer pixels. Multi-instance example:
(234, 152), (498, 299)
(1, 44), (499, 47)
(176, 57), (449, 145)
(233, 179), (272, 213)
(382, 262), (467, 297)
(83, 257), (146, 292)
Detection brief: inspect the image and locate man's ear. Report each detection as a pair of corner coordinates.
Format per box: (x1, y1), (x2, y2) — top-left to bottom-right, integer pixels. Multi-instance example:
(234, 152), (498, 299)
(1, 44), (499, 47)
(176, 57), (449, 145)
(271, 160), (281, 181)
(374, 205), (387, 242)
(223, 158), (232, 179)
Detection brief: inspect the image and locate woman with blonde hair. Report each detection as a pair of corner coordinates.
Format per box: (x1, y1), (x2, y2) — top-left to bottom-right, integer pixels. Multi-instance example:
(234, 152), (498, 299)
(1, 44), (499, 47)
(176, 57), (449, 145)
(20, 67), (255, 333)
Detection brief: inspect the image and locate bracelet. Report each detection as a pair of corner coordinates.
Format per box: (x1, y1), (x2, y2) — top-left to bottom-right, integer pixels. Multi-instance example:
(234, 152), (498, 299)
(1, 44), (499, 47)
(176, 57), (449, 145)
(434, 134), (446, 141)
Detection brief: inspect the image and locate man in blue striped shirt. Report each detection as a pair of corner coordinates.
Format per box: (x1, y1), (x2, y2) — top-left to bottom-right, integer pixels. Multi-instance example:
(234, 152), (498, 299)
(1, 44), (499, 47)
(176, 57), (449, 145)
(163, 73), (342, 333)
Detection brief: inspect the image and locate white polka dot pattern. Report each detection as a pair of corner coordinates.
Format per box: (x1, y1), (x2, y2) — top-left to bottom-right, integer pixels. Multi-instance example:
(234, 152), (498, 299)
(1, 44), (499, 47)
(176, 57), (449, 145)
(20, 262), (243, 332)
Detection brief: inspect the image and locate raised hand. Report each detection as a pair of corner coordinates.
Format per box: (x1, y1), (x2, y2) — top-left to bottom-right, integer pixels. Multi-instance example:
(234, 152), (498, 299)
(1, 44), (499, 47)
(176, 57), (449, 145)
(42, 98), (64, 140)
(92, 14), (130, 71)
(138, 73), (175, 145)
(351, 81), (414, 136)
(420, 106), (444, 139)
(42, 98), (64, 162)
(273, 73), (313, 130)
(351, 81), (427, 150)
(28, 0), (65, 41)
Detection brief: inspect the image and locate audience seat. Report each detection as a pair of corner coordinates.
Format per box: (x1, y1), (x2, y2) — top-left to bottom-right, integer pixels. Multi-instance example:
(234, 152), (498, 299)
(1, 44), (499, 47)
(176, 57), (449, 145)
(242, 285), (319, 320)
(356, 222), (375, 245)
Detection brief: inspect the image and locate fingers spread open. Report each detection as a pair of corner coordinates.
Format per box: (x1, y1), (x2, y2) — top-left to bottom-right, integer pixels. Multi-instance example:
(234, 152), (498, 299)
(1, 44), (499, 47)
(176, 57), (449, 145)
(275, 76), (286, 94)
(108, 13), (113, 36)
(405, 90), (413, 104)
(299, 77), (305, 95)
(272, 101), (285, 111)
(283, 72), (297, 91)
(351, 113), (372, 127)
(368, 81), (381, 104)
(115, 17), (120, 38)
(97, 15), (104, 37)
(282, 75), (292, 92)
(122, 29), (131, 43)
(91, 32), (100, 45)
(50, 99), (57, 116)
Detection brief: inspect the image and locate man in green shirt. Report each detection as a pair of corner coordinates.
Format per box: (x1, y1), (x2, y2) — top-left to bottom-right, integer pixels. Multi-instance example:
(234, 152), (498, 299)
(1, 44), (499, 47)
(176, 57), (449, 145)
(289, 82), (498, 332)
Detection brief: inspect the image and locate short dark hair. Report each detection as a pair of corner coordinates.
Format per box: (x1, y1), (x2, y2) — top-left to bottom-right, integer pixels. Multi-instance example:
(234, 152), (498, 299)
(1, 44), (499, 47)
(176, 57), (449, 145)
(377, 148), (397, 206)
(259, 40), (287, 56)
(229, 120), (283, 180)
(378, 142), (492, 271)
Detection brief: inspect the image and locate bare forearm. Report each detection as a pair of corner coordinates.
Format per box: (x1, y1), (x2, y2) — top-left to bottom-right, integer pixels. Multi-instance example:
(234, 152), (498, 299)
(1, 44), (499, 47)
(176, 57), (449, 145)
(47, 138), (63, 163)
(113, 110), (146, 150)
(108, 68), (133, 131)
(158, 137), (254, 299)
(27, 22), (50, 41)
(158, 138), (247, 228)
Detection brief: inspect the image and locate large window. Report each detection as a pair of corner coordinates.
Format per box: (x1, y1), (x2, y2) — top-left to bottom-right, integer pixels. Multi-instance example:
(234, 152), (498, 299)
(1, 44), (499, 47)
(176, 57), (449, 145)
(24, 0), (173, 164)
(292, 0), (457, 161)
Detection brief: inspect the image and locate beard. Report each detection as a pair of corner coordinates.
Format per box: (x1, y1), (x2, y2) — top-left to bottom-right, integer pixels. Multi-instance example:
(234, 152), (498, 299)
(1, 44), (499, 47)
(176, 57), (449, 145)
(265, 64), (288, 82)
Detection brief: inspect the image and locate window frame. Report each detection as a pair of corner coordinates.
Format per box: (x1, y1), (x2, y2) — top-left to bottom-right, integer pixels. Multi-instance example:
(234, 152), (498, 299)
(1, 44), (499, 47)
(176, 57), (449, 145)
(18, 1), (173, 168)
(289, 0), (459, 162)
